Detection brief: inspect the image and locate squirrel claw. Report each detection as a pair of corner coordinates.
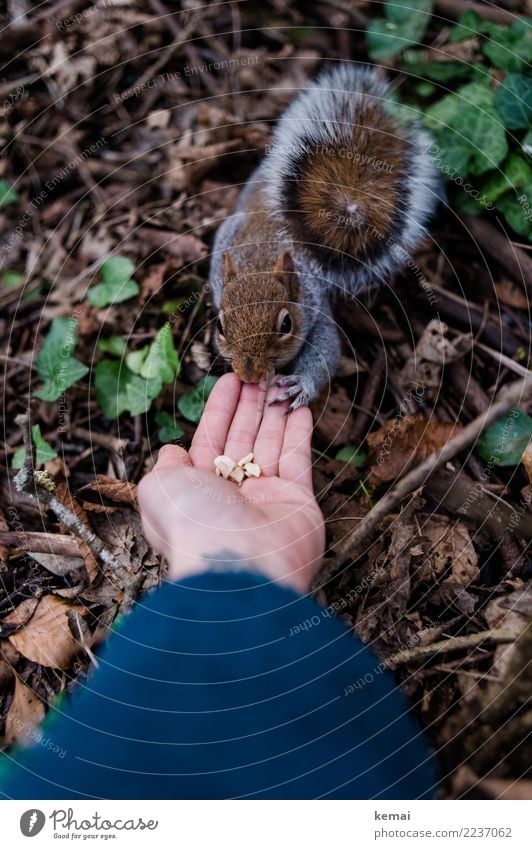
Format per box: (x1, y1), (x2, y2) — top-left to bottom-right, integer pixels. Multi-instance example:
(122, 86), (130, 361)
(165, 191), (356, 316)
(270, 375), (311, 412)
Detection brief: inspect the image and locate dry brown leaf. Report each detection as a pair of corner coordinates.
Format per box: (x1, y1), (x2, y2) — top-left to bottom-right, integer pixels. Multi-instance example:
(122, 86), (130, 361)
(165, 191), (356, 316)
(4, 676), (45, 748)
(521, 442), (532, 485)
(8, 595), (88, 669)
(2, 597), (41, 634)
(483, 585), (532, 680)
(400, 320), (472, 396)
(28, 551), (85, 579)
(88, 474), (138, 505)
(494, 280), (529, 311)
(367, 415), (462, 486)
(0, 658), (13, 688)
(312, 384), (355, 446)
(419, 519), (479, 586)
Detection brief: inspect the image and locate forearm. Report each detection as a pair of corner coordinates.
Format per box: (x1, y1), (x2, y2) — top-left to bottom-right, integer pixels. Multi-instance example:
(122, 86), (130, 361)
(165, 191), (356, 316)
(0, 569), (435, 800)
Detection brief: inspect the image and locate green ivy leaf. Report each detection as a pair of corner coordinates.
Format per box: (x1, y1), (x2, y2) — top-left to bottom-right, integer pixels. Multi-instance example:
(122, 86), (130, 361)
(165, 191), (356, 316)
(126, 346), (149, 375)
(177, 375), (218, 423)
(494, 73), (532, 130)
(482, 20), (532, 73)
(1, 270), (24, 288)
(477, 409), (532, 466)
(496, 187), (532, 238)
(155, 411), (185, 443)
(94, 360), (131, 420)
(94, 359), (162, 419)
(12, 424), (58, 470)
(426, 82), (508, 175)
(34, 316), (89, 402)
(367, 0), (433, 60)
(88, 277), (139, 308)
(335, 445), (367, 467)
(140, 324), (180, 384)
(0, 179), (19, 208)
(97, 335), (128, 357)
(88, 256), (138, 307)
(126, 374), (162, 416)
(101, 256), (135, 286)
(482, 153), (532, 204)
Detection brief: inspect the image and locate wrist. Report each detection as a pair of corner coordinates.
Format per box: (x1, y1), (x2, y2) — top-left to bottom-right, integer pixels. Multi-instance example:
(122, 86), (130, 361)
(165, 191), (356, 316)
(164, 547), (313, 594)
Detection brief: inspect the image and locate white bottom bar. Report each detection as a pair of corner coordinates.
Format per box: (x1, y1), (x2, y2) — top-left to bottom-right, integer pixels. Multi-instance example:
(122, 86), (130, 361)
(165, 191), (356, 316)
(1, 799), (529, 848)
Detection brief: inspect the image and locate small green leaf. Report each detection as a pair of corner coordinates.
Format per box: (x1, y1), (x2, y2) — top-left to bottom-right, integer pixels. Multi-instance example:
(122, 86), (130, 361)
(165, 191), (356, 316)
(100, 256), (135, 286)
(126, 374), (162, 416)
(482, 153), (532, 203)
(97, 335), (128, 357)
(126, 346), (149, 374)
(426, 82), (508, 176)
(155, 411), (185, 443)
(0, 179), (19, 208)
(35, 316), (89, 402)
(178, 375), (218, 423)
(496, 188), (532, 239)
(140, 324), (180, 384)
(482, 20), (532, 73)
(448, 10), (498, 43)
(1, 270), (24, 288)
(366, 0), (433, 60)
(335, 445), (367, 468)
(476, 408), (532, 466)
(88, 277), (139, 308)
(494, 73), (532, 130)
(94, 360), (131, 420)
(12, 424), (58, 470)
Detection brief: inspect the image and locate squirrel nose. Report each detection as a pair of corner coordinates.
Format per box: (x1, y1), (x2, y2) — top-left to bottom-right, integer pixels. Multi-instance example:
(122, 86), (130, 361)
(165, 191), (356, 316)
(234, 355), (267, 384)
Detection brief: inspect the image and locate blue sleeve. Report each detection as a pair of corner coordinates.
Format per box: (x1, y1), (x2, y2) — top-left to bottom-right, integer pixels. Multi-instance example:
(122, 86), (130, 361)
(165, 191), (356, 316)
(0, 571), (436, 799)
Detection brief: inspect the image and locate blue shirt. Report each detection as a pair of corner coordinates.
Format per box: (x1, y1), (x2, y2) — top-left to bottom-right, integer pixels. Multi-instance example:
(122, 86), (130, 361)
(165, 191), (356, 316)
(0, 571), (436, 799)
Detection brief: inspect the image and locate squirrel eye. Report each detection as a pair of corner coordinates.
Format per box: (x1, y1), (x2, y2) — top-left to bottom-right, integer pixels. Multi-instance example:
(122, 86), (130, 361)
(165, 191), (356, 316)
(216, 317), (225, 338)
(278, 310), (292, 337)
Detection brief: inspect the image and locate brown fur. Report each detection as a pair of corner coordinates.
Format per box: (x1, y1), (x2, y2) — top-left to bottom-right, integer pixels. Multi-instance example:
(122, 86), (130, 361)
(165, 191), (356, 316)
(295, 105), (407, 257)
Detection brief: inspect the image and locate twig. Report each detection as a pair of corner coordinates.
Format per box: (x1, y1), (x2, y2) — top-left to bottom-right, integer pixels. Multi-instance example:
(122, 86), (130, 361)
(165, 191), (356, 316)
(13, 414), (117, 568)
(476, 342), (531, 379)
(435, 0), (521, 26)
(71, 426), (128, 453)
(385, 628), (516, 670)
(333, 374), (532, 563)
(350, 349), (386, 444)
(0, 531), (81, 557)
(463, 216), (532, 293)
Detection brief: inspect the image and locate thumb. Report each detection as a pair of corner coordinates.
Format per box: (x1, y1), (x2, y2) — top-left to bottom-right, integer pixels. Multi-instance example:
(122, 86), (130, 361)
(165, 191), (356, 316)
(155, 444), (191, 470)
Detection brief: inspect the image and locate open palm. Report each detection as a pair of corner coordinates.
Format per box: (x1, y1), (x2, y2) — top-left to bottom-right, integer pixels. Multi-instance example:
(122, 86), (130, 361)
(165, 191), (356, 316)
(138, 374), (325, 593)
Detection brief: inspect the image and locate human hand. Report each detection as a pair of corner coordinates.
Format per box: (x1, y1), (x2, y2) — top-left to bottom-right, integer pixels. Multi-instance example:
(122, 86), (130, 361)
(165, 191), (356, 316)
(138, 374), (325, 593)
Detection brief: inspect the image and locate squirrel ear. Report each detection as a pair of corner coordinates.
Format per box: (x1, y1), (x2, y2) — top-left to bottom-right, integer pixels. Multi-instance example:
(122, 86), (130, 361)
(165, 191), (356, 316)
(273, 251), (294, 278)
(222, 251), (237, 279)
(273, 251), (299, 300)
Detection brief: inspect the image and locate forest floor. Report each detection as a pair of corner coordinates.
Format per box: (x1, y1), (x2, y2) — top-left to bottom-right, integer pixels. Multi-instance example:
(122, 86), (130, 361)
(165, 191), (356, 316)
(0, 0), (531, 799)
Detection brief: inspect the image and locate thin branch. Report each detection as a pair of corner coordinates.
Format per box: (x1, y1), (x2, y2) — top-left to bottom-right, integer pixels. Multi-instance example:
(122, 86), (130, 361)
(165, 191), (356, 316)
(385, 628), (516, 670)
(13, 415), (117, 568)
(334, 374), (532, 563)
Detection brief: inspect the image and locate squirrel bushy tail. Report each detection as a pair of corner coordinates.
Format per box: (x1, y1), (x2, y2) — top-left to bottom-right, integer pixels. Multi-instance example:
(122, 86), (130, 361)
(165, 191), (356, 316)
(262, 64), (437, 267)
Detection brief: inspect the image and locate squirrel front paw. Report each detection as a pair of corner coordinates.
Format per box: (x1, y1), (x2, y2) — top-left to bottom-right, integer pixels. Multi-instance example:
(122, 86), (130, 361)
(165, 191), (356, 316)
(270, 374), (315, 413)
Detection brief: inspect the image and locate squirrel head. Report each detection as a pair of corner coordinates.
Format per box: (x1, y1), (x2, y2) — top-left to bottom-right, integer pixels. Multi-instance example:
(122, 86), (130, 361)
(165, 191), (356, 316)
(217, 250), (304, 383)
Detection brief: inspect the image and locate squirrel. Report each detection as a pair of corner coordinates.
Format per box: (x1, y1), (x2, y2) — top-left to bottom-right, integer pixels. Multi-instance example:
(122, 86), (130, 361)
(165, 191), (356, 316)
(210, 64), (440, 411)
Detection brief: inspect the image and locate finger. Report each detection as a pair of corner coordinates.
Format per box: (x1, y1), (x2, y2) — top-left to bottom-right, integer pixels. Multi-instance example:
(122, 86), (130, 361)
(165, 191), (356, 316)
(155, 444), (191, 470)
(253, 385), (289, 476)
(189, 373), (241, 469)
(279, 405), (314, 491)
(224, 381), (261, 463)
